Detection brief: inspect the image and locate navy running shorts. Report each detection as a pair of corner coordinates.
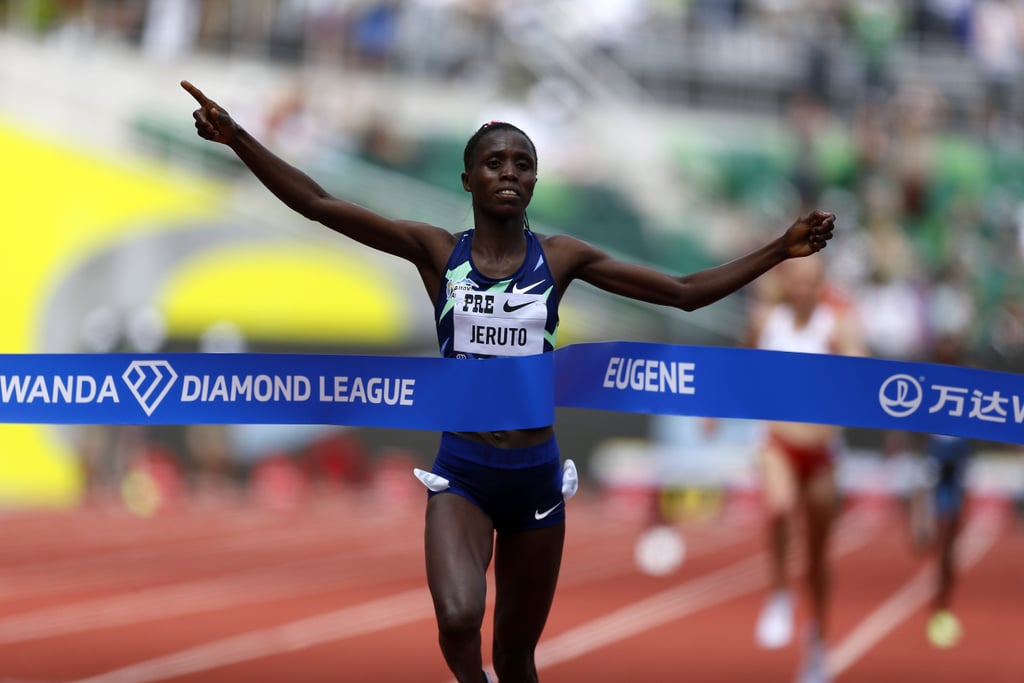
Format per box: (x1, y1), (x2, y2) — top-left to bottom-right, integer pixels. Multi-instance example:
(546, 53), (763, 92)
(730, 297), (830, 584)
(928, 435), (972, 517)
(425, 432), (566, 533)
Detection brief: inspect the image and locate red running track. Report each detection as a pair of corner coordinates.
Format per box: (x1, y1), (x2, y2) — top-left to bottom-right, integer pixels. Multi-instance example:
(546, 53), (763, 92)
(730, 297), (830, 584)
(0, 485), (1019, 683)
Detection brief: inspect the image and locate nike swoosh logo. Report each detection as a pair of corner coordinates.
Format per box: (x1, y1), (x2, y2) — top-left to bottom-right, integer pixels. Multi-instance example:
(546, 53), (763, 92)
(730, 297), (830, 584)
(534, 502), (563, 520)
(503, 300), (534, 313)
(512, 281), (544, 295)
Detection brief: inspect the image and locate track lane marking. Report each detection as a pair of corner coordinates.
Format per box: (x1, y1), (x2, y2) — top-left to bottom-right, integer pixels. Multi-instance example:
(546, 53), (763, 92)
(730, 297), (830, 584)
(0, 536), (421, 644)
(0, 512), (415, 602)
(826, 512), (1001, 678)
(66, 588), (433, 683)
(53, 505), (761, 683)
(526, 509), (877, 674)
(49, 505), (873, 683)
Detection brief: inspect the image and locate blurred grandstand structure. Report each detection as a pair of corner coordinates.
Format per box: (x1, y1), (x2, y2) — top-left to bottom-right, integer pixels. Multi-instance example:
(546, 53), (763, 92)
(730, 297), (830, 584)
(1, 0), (1023, 509)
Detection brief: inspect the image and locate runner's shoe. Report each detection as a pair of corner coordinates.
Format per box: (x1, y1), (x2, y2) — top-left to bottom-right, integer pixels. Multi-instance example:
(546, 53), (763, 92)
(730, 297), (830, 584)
(756, 590), (794, 649)
(794, 629), (831, 683)
(927, 609), (963, 649)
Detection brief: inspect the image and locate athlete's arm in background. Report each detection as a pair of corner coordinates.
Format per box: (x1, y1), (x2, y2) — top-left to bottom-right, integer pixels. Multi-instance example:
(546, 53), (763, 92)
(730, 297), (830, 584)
(549, 211), (835, 311)
(181, 80), (455, 277)
(833, 308), (868, 357)
(742, 303), (772, 349)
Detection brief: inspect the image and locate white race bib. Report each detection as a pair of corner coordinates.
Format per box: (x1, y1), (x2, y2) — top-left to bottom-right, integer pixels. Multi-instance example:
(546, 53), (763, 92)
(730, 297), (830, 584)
(453, 290), (546, 356)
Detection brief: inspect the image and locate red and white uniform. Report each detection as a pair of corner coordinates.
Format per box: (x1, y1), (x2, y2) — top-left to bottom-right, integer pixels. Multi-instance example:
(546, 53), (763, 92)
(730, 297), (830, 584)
(757, 302), (842, 481)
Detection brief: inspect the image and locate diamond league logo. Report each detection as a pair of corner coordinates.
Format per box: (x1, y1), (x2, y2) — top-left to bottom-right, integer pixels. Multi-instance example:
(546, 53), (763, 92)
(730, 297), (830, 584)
(122, 360), (179, 416)
(878, 373), (923, 418)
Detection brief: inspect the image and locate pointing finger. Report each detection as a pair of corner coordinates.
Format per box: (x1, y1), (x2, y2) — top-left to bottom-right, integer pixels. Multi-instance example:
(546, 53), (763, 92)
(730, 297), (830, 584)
(181, 80), (212, 107)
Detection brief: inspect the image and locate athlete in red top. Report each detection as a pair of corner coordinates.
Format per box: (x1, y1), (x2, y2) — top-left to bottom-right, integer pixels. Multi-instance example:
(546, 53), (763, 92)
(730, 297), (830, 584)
(747, 256), (865, 683)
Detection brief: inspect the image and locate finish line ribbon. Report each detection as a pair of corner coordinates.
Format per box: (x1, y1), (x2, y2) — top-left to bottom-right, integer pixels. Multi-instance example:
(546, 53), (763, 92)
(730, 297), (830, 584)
(0, 342), (1021, 444)
(0, 353), (553, 432)
(555, 341), (1024, 444)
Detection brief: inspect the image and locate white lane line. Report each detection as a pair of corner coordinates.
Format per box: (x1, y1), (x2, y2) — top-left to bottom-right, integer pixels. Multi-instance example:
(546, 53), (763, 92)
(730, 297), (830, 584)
(0, 516), (413, 602)
(538, 554), (769, 665)
(0, 535), (421, 644)
(559, 515), (759, 587)
(0, 507), (309, 564)
(67, 507), (872, 683)
(530, 511), (877, 672)
(67, 588), (432, 683)
(2, 505), (702, 644)
(826, 513), (1001, 678)
(56, 504), (760, 683)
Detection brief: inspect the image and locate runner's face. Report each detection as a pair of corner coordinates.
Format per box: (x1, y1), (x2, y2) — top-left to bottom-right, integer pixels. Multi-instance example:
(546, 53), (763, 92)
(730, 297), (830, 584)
(780, 258), (823, 315)
(463, 131), (537, 218)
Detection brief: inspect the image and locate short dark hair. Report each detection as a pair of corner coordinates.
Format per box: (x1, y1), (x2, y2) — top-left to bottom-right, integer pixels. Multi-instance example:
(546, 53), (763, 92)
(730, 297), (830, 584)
(462, 121), (537, 172)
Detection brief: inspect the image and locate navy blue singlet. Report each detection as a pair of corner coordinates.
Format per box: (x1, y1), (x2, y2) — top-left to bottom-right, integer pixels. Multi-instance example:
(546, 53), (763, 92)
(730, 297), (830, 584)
(434, 229), (559, 359)
(424, 230), (566, 530)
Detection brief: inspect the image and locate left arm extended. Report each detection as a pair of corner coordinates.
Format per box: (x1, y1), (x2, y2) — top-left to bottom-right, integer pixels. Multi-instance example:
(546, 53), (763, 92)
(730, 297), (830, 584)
(565, 210), (836, 311)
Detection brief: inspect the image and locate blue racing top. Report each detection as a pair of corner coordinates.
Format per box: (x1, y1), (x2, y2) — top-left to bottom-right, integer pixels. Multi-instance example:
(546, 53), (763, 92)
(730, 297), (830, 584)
(434, 229), (559, 359)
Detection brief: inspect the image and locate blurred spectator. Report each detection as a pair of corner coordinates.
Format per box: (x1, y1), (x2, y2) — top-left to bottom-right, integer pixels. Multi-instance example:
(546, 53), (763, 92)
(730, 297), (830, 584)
(969, 0), (1024, 138)
(926, 263), (976, 341)
(303, 429), (372, 492)
(347, 0), (400, 70)
(907, 0), (973, 48)
(990, 285), (1024, 364)
(890, 83), (945, 222)
(855, 176), (929, 363)
(140, 0), (199, 60)
(845, 0), (904, 98)
(688, 0), (746, 31)
(858, 267), (929, 361)
(860, 176), (921, 284)
(260, 81), (321, 164)
(784, 90), (831, 208)
(850, 93), (893, 191)
(356, 114), (419, 168)
(266, 0), (307, 62)
(303, 0), (347, 67)
(184, 423), (238, 502)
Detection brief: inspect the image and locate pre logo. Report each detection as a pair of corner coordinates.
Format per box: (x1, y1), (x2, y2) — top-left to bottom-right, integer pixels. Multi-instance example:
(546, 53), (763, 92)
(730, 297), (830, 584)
(123, 360), (179, 416)
(878, 373), (923, 418)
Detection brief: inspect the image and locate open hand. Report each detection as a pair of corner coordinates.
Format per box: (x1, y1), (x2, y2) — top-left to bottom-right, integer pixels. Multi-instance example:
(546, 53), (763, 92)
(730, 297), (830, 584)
(181, 80), (237, 145)
(784, 210), (835, 258)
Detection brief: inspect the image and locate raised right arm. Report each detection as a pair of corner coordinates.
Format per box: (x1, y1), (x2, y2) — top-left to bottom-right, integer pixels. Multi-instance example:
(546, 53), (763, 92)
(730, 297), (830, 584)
(181, 80), (455, 271)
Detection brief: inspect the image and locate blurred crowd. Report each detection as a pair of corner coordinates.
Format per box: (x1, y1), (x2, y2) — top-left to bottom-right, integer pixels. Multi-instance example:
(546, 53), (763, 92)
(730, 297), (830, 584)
(2, 1), (1020, 107)
(6, 0), (1021, 363)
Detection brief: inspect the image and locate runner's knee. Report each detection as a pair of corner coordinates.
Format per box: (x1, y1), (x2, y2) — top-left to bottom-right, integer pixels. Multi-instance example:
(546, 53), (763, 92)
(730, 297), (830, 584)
(759, 448), (797, 513)
(427, 573), (489, 651)
(435, 599), (485, 644)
